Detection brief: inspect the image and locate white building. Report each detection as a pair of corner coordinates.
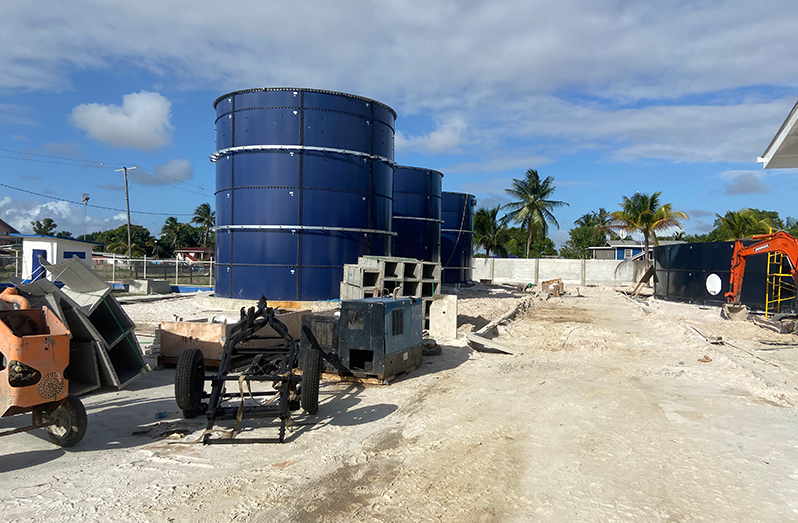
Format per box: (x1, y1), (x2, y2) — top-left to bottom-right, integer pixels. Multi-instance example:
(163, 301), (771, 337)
(17, 235), (101, 282)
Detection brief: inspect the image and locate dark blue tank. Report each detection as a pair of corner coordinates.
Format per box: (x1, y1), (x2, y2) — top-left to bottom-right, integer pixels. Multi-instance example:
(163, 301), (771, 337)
(212, 88), (396, 300)
(392, 166), (443, 262)
(441, 192), (476, 283)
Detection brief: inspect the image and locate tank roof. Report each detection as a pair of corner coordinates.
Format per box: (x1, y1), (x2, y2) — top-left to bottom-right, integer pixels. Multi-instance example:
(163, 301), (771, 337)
(213, 87), (397, 119)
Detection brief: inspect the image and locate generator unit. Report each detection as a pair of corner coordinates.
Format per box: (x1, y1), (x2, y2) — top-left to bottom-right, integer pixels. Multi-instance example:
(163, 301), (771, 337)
(301, 297), (423, 380)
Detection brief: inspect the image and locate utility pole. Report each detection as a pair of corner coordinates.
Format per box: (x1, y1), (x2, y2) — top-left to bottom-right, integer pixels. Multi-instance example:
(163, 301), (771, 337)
(82, 193), (90, 239)
(115, 166), (137, 260)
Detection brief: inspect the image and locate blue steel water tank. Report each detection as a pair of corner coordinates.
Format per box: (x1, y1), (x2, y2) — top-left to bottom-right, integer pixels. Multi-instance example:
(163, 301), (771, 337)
(392, 166), (443, 262)
(441, 192), (476, 284)
(212, 88), (397, 301)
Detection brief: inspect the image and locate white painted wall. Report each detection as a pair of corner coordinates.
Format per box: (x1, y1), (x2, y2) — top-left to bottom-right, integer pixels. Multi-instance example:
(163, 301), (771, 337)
(21, 237), (95, 281)
(473, 258), (646, 286)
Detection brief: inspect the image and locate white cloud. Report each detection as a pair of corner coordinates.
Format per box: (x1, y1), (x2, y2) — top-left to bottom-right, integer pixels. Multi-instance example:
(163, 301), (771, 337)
(69, 91), (173, 151)
(2, 1), (798, 167)
(0, 196), (125, 235)
(131, 159), (194, 186)
(396, 116), (471, 154)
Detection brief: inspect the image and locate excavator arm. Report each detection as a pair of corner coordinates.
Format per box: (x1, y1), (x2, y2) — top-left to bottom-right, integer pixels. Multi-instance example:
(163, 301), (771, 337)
(726, 231), (798, 304)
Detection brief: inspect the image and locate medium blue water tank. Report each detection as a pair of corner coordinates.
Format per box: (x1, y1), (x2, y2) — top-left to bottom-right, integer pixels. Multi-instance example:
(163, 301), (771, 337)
(392, 166), (443, 262)
(441, 192), (476, 284)
(212, 88), (397, 301)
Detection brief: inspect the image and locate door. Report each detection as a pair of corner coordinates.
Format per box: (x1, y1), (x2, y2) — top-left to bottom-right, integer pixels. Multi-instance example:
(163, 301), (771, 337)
(31, 249), (47, 281)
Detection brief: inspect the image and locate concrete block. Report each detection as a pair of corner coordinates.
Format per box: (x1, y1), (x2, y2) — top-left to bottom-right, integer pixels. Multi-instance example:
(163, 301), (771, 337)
(429, 294), (457, 340)
(129, 279), (172, 295)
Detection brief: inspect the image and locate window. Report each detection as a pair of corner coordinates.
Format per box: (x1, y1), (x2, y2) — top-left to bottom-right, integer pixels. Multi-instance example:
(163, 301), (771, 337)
(624, 249), (633, 259)
(344, 308), (364, 330)
(391, 308), (404, 336)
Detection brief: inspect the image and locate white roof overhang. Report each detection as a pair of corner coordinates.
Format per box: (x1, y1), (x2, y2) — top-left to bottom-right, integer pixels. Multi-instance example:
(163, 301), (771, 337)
(759, 100), (798, 169)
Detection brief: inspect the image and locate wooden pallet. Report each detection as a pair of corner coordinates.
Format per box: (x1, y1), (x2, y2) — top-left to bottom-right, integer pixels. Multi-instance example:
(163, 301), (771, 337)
(320, 366), (418, 385)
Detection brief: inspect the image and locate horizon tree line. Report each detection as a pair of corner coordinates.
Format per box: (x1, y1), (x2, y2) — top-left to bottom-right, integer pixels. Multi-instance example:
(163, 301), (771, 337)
(27, 203), (216, 258)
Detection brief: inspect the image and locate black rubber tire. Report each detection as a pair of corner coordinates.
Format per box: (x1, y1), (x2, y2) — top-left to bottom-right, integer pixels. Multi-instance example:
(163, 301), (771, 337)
(300, 345), (321, 415)
(175, 348), (206, 418)
(46, 395), (88, 447)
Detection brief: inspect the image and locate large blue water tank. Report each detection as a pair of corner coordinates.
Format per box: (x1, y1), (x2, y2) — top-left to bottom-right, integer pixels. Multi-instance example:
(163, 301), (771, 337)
(212, 88), (397, 301)
(392, 166), (443, 262)
(441, 192), (476, 284)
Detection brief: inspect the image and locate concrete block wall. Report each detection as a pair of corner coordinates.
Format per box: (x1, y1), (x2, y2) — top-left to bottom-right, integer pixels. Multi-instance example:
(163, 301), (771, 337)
(472, 258), (646, 286)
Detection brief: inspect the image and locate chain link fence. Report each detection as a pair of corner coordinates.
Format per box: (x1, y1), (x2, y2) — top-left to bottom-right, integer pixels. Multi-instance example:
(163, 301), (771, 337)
(91, 257), (215, 287)
(0, 252), (22, 281)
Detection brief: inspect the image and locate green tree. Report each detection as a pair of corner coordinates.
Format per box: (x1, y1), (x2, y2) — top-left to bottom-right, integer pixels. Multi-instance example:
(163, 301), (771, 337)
(504, 226), (556, 258)
(84, 224), (154, 256)
(161, 217), (185, 249)
(560, 208), (615, 259)
(56, 230), (73, 239)
(31, 218), (57, 236)
(503, 169), (568, 258)
(713, 209), (773, 240)
(610, 192), (688, 269)
(191, 202), (216, 247)
(473, 205), (509, 257)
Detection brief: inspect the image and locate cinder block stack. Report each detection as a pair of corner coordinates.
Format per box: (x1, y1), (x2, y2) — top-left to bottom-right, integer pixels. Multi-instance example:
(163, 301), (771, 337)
(341, 256), (441, 328)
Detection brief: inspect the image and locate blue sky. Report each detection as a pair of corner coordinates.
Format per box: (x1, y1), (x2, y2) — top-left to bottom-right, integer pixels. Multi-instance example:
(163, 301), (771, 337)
(2, 1), (798, 247)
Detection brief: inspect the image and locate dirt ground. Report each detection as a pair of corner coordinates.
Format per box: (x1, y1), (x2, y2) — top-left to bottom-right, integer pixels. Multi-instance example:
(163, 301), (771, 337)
(2, 284), (798, 522)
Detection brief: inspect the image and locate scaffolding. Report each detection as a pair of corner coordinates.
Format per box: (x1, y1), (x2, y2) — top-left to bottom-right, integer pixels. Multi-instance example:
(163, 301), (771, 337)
(765, 241), (797, 319)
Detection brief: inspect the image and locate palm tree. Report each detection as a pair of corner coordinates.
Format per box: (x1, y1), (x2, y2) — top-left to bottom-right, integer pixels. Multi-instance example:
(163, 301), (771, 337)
(574, 207), (613, 240)
(31, 218), (57, 236)
(161, 217), (184, 249)
(714, 209), (772, 240)
(610, 192), (688, 269)
(474, 205), (509, 257)
(191, 203), (216, 247)
(503, 169), (568, 258)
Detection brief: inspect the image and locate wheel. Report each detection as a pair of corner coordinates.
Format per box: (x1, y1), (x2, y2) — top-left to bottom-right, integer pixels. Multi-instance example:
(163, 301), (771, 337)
(46, 395), (87, 447)
(175, 348), (206, 418)
(300, 345), (321, 415)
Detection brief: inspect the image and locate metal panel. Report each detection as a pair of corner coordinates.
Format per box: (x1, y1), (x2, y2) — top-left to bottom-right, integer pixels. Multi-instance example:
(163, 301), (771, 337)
(392, 166), (443, 263)
(441, 192), (476, 283)
(212, 88), (396, 300)
(654, 241), (771, 310)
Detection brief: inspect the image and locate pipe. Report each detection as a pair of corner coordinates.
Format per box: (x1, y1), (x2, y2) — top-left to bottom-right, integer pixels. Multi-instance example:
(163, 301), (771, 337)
(0, 288), (31, 310)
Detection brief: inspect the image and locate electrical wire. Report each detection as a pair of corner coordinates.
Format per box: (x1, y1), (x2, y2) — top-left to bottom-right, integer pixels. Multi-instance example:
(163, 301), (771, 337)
(0, 182), (193, 216)
(0, 147), (211, 193)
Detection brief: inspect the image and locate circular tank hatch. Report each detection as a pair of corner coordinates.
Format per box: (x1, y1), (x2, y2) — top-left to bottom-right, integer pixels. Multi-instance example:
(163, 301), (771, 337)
(706, 273), (722, 296)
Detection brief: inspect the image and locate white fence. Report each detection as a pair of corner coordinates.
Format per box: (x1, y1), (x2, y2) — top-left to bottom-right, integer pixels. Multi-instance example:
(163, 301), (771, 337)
(473, 258), (647, 286)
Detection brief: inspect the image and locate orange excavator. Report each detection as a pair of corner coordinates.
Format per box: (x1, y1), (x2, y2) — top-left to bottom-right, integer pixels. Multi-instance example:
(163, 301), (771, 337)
(725, 231), (798, 307)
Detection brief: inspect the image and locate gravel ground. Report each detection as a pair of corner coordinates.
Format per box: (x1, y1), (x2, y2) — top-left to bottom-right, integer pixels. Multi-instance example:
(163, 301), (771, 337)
(3, 285), (798, 522)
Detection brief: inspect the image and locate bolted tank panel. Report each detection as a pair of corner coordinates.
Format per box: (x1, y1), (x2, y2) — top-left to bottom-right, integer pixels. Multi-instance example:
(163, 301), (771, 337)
(441, 192), (476, 284)
(392, 166), (443, 262)
(213, 88), (396, 301)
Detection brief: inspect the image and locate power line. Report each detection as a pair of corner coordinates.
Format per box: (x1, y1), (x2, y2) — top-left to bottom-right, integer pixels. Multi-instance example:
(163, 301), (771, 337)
(0, 182), (194, 216)
(128, 166), (209, 196)
(0, 147), (212, 194)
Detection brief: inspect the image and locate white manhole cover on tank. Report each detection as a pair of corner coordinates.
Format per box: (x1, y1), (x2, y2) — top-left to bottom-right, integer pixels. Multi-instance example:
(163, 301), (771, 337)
(706, 273), (722, 296)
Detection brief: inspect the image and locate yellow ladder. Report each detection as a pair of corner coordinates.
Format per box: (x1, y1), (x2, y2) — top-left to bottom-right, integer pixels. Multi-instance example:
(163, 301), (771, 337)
(765, 249), (796, 319)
